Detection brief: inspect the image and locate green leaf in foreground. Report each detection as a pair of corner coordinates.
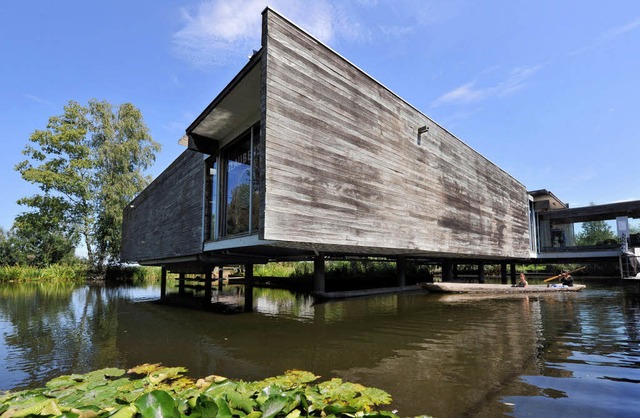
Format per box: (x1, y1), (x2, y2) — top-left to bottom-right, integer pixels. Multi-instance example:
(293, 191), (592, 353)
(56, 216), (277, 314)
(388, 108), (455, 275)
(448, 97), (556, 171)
(134, 390), (179, 418)
(0, 365), (415, 417)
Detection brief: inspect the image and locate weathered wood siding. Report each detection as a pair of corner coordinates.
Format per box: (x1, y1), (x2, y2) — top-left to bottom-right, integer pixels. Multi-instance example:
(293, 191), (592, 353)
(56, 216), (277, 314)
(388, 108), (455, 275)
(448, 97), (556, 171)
(261, 9), (530, 258)
(121, 150), (205, 262)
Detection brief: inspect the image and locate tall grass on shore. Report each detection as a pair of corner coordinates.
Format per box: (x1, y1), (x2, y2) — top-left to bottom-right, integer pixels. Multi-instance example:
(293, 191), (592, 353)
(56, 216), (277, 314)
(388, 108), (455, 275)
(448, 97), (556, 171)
(104, 265), (162, 284)
(0, 264), (163, 284)
(254, 261), (312, 278)
(0, 264), (88, 283)
(252, 260), (434, 280)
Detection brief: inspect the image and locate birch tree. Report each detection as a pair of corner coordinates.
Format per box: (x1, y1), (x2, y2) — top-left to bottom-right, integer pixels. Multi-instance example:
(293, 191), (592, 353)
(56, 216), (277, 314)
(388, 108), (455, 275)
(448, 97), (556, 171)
(16, 99), (160, 268)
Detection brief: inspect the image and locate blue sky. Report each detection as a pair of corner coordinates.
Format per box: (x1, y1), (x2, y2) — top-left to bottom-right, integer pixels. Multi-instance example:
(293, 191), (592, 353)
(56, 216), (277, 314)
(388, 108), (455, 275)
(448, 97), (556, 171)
(1, 0), (640, 231)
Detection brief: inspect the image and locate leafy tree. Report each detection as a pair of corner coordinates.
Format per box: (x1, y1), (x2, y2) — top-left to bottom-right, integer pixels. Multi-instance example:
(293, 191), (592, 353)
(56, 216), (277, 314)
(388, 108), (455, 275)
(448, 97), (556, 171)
(0, 227), (15, 265)
(575, 219), (616, 245)
(16, 99), (160, 268)
(88, 101), (160, 262)
(11, 197), (77, 266)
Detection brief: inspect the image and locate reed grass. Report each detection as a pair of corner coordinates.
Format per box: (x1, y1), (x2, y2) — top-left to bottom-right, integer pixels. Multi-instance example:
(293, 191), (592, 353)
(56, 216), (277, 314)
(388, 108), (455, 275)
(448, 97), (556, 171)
(104, 265), (163, 283)
(0, 264), (88, 283)
(254, 262), (308, 277)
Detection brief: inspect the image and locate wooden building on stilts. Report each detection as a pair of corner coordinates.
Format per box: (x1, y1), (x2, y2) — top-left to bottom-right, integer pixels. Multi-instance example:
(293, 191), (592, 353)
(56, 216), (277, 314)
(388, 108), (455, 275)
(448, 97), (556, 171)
(120, 8), (536, 308)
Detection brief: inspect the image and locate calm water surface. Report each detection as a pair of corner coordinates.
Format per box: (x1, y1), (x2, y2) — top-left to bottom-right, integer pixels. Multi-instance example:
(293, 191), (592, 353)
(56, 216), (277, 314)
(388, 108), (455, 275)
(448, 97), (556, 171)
(1, 281), (639, 417)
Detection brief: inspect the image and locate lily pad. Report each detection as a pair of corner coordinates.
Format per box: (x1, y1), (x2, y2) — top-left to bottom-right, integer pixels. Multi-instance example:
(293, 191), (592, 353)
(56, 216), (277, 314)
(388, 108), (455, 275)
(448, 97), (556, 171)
(134, 390), (180, 418)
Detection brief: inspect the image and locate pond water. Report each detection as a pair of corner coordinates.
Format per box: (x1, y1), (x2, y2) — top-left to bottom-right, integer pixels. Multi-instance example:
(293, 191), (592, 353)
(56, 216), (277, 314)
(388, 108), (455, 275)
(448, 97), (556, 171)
(1, 281), (639, 417)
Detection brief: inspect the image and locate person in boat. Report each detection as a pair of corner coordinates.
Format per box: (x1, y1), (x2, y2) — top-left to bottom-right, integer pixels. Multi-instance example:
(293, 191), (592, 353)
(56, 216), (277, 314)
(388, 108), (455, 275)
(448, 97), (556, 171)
(517, 273), (528, 287)
(560, 271), (574, 287)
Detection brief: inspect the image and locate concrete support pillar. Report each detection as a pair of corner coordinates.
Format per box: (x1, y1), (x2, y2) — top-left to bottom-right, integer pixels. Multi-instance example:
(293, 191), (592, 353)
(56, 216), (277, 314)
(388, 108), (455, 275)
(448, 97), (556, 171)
(510, 263), (517, 285)
(204, 269), (213, 304)
(160, 267), (167, 300)
(478, 262), (485, 284)
(442, 261), (453, 282)
(217, 265), (224, 291)
(396, 257), (406, 287)
(244, 264), (254, 312)
(500, 263), (508, 284)
(452, 263), (458, 280)
(314, 255), (325, 293)
(178, 272), (186, 296)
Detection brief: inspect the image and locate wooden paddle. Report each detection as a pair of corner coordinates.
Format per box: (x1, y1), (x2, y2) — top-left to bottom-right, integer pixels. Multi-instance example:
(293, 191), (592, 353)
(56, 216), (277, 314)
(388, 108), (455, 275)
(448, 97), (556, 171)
(542, 266), (586, 283)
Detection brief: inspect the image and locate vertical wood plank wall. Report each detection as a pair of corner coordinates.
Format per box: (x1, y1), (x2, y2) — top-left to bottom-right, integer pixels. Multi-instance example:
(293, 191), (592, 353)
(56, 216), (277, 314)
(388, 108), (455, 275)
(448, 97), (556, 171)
(121, 150), (205, 262)
(262, 9), (530, 258)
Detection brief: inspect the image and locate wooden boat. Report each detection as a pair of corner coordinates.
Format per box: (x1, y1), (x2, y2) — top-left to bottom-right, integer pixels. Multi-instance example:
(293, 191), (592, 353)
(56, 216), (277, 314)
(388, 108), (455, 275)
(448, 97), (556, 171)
(420, 282), (586, 294)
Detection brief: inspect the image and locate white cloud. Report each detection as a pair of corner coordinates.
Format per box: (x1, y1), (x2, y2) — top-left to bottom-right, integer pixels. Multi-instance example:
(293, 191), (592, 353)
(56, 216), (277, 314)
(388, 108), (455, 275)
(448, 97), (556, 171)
(431, 65), (541, 107)
(173, 0), (348, 68)
(24, 94), (50, 105)
(571, 16), (640, 56)
(604, 17), (640, 40)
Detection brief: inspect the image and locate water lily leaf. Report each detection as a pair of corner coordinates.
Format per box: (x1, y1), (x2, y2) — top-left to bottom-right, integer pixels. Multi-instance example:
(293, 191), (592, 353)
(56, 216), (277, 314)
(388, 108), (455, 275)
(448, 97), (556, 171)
(261, 396), (292, 418)
(134, 390), (179, 418)
(116, 388), (145, 404)
(87, 379), (109, 390)
(72, 405), (101, 414)
(360, 412), (399, 418)
(214, 397), (233, 418)
(56, 390), (86, 405)
(286, 409), (301, 418)
(46, 375), (84, 389)
(324, 403), (357, 415)
(2, 391), (47, 404)
(84, 368), (125, 383)
(255, 371), (318, 392)
(110, 404), (138, 418)
(0, 390), (24, 406)
(191, 394), (218, 418)
(147, 367), (189, 385)
(128, 363), (163, 376)
(74, 408), (100, 418)
(352, 387), (392, 408)
(203, 379), (238, 397)
(57, 413), (80, 418)
(1, 398), (63, 417)
(77, 387), (118, 408)
(261, 385), (283, 398)
(226, 390), (256, 414)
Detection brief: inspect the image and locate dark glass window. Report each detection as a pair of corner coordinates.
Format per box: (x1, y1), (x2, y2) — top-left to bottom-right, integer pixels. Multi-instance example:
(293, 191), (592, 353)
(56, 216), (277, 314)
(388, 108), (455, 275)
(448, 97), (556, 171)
(205, 157), (218, 241)
(251, 125), (261, 233)
(225, 132), (252, 236)
(207, 123), (261, 240)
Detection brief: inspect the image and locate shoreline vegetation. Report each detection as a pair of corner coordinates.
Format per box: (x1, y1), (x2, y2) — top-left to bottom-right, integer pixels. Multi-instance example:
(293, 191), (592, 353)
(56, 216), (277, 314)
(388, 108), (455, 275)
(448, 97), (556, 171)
(0, 364), (414, 418)
(0, 260), (611, 286)
(0, 264), (163, 284)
